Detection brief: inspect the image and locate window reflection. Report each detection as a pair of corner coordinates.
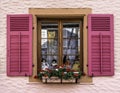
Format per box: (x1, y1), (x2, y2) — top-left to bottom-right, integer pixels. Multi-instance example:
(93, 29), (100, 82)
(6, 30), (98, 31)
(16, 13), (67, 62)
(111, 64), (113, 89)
(41, 22), (58, 70)
(40, 21), (81, 71)
(62, 22), (80, 69)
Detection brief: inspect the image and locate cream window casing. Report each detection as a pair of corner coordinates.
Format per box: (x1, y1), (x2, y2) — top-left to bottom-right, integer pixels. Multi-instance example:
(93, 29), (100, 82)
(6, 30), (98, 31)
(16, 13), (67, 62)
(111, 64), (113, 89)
(29, 8), (92, 83)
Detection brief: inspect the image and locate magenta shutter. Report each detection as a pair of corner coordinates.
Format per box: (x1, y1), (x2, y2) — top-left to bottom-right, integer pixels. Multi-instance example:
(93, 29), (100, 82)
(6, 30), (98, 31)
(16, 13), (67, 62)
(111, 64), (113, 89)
(7, 14), (32, 76)
(88, 14), (114, 76)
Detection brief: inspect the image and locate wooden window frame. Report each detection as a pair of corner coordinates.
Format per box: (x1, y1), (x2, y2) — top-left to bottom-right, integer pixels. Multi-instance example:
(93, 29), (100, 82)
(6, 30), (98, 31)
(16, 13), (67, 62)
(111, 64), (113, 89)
(29, 8), (92, 83)
(38, 19), (83, 71)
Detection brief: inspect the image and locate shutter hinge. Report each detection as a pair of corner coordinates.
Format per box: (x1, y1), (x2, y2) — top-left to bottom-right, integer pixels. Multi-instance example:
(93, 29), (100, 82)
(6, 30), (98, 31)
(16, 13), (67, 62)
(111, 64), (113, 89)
(86, 26), (88, 29)
(32, 64), (34, 67)
(32, 27), (34, 30)
(86, 64), (88, 67)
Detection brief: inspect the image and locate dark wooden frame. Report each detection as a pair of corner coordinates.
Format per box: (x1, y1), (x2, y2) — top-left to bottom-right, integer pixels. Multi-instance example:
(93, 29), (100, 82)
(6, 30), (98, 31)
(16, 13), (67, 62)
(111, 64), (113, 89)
(29, 8), (92, 83)
(37, 19), (83, 72)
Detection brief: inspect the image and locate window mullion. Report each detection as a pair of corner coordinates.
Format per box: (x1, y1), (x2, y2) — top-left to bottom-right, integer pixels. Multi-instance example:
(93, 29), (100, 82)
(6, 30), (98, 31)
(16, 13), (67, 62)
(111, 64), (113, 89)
(59, 20), (62, 66)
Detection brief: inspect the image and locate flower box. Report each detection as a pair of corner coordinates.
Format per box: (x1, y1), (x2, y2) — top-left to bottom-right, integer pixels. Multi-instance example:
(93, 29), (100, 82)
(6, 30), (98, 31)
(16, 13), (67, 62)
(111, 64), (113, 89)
(34, 66), (82, 84)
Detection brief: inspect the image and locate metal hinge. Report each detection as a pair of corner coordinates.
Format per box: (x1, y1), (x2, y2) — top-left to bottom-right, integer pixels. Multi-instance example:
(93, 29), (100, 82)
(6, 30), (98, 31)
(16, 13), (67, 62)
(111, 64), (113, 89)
(86, 64), (88, 67)
(32, 27), (34, 30)
(86, 26), (88, 29)
(32, 64), (34, 67)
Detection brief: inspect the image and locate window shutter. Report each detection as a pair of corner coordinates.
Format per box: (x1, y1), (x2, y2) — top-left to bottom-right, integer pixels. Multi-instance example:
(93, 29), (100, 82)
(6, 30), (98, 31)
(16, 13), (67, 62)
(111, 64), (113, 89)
(7, 14), (32, 76)
(88, 14), (114, 76)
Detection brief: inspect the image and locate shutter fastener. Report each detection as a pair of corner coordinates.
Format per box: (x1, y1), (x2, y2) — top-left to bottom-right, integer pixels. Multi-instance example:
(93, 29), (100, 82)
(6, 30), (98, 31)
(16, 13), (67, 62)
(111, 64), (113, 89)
(32, 64), (34, 67)
(86, 26), (88, 29)
(86, 64), (88, 67)
(32, 27), (34, 30)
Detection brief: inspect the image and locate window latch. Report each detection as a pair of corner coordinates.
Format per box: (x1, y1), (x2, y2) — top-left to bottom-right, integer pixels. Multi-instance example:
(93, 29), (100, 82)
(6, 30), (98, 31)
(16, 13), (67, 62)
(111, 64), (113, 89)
(32, 27), (34, 30)
(86, 64), (88, 67)
(32, 64), (34, 67)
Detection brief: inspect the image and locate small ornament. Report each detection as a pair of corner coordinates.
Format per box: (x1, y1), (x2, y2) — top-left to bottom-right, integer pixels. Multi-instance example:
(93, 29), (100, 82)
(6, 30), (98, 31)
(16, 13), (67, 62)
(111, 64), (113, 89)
(51, 59), (57, 69)
(41, 58), (49, 70)
(72, 60), (80, 71)
(65, 59), (71, 69)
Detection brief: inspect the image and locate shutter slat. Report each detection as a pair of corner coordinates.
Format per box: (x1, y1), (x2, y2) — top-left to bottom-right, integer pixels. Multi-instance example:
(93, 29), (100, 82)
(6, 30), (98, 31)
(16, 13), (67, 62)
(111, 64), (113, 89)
(7, 14), (32, 76)
(88, 14), (114, 76)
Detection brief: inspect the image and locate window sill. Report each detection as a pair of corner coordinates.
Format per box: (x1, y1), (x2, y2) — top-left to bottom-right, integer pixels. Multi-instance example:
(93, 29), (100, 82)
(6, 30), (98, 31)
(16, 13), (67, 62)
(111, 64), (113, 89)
(29, 75), (92, 84)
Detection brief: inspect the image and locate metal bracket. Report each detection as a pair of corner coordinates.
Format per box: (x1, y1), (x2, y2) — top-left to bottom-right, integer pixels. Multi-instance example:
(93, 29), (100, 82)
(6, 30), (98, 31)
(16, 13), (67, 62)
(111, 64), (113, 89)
(32, 64), (34, 67)
(32, 27), (34, 30)
(86, 64), (88, 67)
(86, 26), (88, 29)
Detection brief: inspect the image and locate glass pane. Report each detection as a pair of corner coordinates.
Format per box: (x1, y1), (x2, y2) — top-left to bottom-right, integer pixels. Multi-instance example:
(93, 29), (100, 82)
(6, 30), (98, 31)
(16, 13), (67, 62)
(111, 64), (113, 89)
(41, 22), (59, 70)
(63, 39), (80, 54)
(41, 39), (58, 55)
(41, 55), (58, 70)
(63, 39), (80, 48)
(63, 22), (80, 38)
(41, 22), (58, 38)
(62, 22), (80, 69)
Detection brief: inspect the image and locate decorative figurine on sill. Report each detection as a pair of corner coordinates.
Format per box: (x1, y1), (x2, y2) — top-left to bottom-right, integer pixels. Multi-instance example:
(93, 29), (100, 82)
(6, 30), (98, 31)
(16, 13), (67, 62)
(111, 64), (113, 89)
(65, 59), (71, 69)
(51, 59), (57, 69)
(72, 60), (80, 71)
(41, 58), (49, 70)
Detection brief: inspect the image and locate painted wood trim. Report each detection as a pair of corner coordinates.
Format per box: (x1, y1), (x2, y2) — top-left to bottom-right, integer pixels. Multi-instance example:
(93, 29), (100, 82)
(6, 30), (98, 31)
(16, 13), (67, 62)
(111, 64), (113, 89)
(29, 8), (92, 83)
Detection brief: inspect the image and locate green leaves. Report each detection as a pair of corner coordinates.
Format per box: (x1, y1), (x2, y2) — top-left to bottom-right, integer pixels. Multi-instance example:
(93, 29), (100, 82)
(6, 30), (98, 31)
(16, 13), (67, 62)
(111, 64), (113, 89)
(36, 68), (82, 80)
(63, 72), (73, 80)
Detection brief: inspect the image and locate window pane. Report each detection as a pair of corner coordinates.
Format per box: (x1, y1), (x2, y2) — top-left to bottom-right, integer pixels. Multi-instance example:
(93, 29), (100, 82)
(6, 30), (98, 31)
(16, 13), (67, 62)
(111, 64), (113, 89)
(41, 22), (58, 38)
(62, 22), (80, 69)
(63, 22), (80, 38)
(63, 39), (80, 49)
(41, 22), (59, 70)
(41, 39), (58, 55)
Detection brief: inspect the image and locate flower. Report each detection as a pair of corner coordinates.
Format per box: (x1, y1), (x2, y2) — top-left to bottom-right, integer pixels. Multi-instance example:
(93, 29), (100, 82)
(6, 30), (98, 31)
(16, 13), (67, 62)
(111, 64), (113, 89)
(66, 68), (71, 72)
(35, 67), (82, 80)
(55, 65), (59, 69)
(74, 73), (79, 77)
(56, 69), (58, 71)
(61, 64), (65, 68)
(48, 69), (52, 73)
(45, 68), (49, 71)
(59, 66), (62, 68)
(41, 70), (45, 72)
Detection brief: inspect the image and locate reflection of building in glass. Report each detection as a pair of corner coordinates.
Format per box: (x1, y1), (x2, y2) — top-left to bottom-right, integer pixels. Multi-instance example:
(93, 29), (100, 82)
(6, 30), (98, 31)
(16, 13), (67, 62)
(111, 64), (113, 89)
(41, 22), (80, 70)
(41, 29), (47, 48)
(63, 27), (80, 67)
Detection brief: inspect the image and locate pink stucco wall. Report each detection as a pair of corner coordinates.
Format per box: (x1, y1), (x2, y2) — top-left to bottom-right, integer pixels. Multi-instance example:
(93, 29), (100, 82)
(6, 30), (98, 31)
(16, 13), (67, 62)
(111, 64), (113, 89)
(0, 0), (120, 93)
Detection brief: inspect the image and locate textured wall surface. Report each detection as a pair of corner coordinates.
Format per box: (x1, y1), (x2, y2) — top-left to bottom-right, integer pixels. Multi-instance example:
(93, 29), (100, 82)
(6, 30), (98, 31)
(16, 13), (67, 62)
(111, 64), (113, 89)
(0, 0), (120, 93)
